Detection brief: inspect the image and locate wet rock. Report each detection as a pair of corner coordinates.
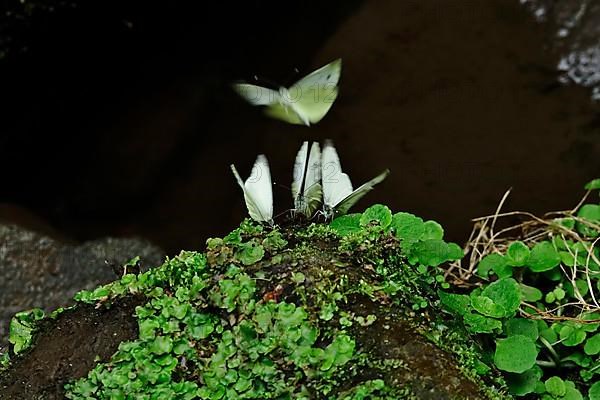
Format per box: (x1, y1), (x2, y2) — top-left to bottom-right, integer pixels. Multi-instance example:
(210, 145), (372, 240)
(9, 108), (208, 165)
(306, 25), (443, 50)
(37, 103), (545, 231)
(521, 0), (600, 99)
(0, 224), (164, 347)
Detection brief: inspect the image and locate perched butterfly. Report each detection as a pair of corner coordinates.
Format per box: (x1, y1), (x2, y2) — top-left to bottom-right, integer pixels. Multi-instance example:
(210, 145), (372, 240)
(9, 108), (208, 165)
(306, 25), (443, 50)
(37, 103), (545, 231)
(232, 59), (341, 126)
(230, 155), (274, 225)
(321, 140), (390, 219)
(292, 141), (322, 217)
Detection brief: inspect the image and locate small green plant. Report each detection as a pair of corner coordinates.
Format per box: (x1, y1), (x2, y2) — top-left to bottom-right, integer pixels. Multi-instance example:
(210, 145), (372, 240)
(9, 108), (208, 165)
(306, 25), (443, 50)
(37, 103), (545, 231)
(441, 178), (600, 398)
(56, 204), (500, 399)
(8, 308), (45, 354)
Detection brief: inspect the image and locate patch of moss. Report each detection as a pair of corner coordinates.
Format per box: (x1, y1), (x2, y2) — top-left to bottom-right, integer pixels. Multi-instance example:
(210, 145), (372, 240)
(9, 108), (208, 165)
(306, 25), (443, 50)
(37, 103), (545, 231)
(5, 205), (510, 399)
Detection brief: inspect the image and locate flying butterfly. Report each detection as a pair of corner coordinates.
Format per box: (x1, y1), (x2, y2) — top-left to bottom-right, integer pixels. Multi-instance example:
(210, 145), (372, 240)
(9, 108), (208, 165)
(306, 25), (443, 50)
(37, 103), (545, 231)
(321, 140), (390, 220)
(232, 59), (341, 126)
(230, 154), (274, 225)
(292, 141), (322, 217)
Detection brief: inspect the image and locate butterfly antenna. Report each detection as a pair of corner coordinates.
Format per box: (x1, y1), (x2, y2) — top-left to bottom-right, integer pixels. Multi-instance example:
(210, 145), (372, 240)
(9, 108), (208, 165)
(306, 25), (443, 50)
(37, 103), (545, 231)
(274, 209), (295, 220)
(273, 181), (292, 192)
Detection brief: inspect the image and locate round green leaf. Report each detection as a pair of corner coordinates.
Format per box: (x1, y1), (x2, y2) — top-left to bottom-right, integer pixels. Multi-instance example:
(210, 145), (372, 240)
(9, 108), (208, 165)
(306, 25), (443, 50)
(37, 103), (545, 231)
(360, 204), (392, 228)
(526, 241), (561, 272)
(520, 283), (543, 302)
(585, 178), (600, 190)
(505, 318), (539, 340)
(585, 333), (600, 355)
(391, 212), (425, 243)
(507, 241), (530, 266)
(564, 381), (583, 400)
(589, 381), (600, 400)
(422, 220), (444, 240)
(236, 242), (265, 265)
(413, 240), (451, 267)
(560, 324), (587, 347)
(576, 204), (600, 237)
(464, 312), (503, 334)
(494, 335), (538, 373)
(446, 243), (464, 260)
(471, 296), (506, 318)
(482, 278), (521, 316)
(330, 214), (362, 236)
(438, 291), (471, 316)
(506, 365), (543, 396)
(477, 254), (507, 278)
(545, 376), (566, 397)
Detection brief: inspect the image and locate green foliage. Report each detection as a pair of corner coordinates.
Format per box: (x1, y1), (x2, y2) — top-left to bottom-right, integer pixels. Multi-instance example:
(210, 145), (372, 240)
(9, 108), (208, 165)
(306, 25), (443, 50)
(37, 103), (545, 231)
(440, 179), (600, 397)
(66, 250), (358, 399)
(526, 242), (561, 272)
(359, 204), (392, 228)
(330, 214), (362, 235)
(58, 205), (509, 399)
(8, 308), (45, 354)
(333, 205), (462, 270)
(494, 335), (538, 373)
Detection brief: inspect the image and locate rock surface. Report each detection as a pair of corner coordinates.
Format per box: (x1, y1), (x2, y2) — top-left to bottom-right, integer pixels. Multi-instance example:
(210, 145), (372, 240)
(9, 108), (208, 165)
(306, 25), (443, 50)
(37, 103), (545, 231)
(0, 223), (164, 347)
(521, 0), (600, 99)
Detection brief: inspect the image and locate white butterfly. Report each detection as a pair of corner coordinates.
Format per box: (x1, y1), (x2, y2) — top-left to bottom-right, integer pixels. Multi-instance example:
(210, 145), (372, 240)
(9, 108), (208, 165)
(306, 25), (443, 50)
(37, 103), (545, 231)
(232, 59), (341, 126)
(230, 155), (274, 225)
(321, 140), (390, 219)
(292, 141), (322, 217)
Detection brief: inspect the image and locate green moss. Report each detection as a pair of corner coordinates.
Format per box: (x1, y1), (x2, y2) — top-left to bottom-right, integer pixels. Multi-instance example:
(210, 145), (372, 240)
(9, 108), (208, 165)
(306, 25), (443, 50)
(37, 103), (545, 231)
(3, 204), (506, 399)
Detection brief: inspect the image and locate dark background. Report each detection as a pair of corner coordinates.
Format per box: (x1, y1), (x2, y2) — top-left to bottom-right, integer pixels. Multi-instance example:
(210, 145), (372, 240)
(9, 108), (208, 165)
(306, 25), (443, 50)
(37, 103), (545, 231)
(1, 0), (599, 255)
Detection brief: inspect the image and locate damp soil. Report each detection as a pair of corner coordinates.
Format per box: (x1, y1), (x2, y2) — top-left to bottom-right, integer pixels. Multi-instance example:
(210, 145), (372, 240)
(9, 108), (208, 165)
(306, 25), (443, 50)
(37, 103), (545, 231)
(0, 296), (143, 400)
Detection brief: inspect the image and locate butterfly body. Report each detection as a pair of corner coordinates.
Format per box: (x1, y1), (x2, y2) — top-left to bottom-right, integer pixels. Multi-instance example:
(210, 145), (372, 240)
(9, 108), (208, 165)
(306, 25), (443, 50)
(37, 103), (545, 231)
(292, 141), (322, 216)
(233, 59), (342, 126)
(321, 140), (390, 219)
(230, 155), (274, 225)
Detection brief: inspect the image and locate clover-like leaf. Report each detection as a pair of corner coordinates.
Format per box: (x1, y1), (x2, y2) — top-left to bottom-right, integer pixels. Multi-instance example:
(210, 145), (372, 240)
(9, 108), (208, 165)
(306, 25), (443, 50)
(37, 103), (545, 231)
(576, 204), (600, 237)
(507, 241), (530, 266)
(505, 318), (539, 341)
(422, 220), (444, 240)
(494, 335), (538, 373)
(464, 312), (502, 334)
(360, 204), (392, 229)
(481, 278), (521, 317)
(477, 253), (507, 278)
(520, 283), (543, 302)
(590, 381), (600, 400)
(563, 381), (583, 400)
(559, 323), (587, 347)
(236, 242), (265, 266)
(585, 178), (600, 190)
(391, 212), (425, 244)
(585, 333), (600, 355)
(330, 214), (362, 236)
(545, 376), (566, 397)
(438, 291), (471, 316)
(413, 240), (452, 267)
(526, 241), (561, 272)
(471, 295), (506, 318)
(505, 365), (542, 396)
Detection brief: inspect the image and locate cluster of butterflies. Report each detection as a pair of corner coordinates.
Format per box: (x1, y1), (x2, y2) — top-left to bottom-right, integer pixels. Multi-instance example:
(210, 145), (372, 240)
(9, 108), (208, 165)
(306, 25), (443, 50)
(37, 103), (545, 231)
(231, 140), (390, 225)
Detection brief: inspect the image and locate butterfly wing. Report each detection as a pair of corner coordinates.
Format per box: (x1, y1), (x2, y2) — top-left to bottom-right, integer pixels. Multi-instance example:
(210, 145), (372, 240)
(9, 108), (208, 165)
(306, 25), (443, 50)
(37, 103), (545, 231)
(288, 59), (342, 125)
(264, 101), (305, 125)
(230, 155), (273, 224)
(334, 169), (390, 216)
(292, 141), (309, 203)
(301, 142), (323, 216)
(321, 140), (353, 210)
(232, 83), (280, 106)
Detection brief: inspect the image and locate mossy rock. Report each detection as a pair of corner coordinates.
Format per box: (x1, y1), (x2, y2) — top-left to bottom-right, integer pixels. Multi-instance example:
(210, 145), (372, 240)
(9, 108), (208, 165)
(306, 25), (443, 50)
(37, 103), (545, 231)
(0, 206), (511, 399)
